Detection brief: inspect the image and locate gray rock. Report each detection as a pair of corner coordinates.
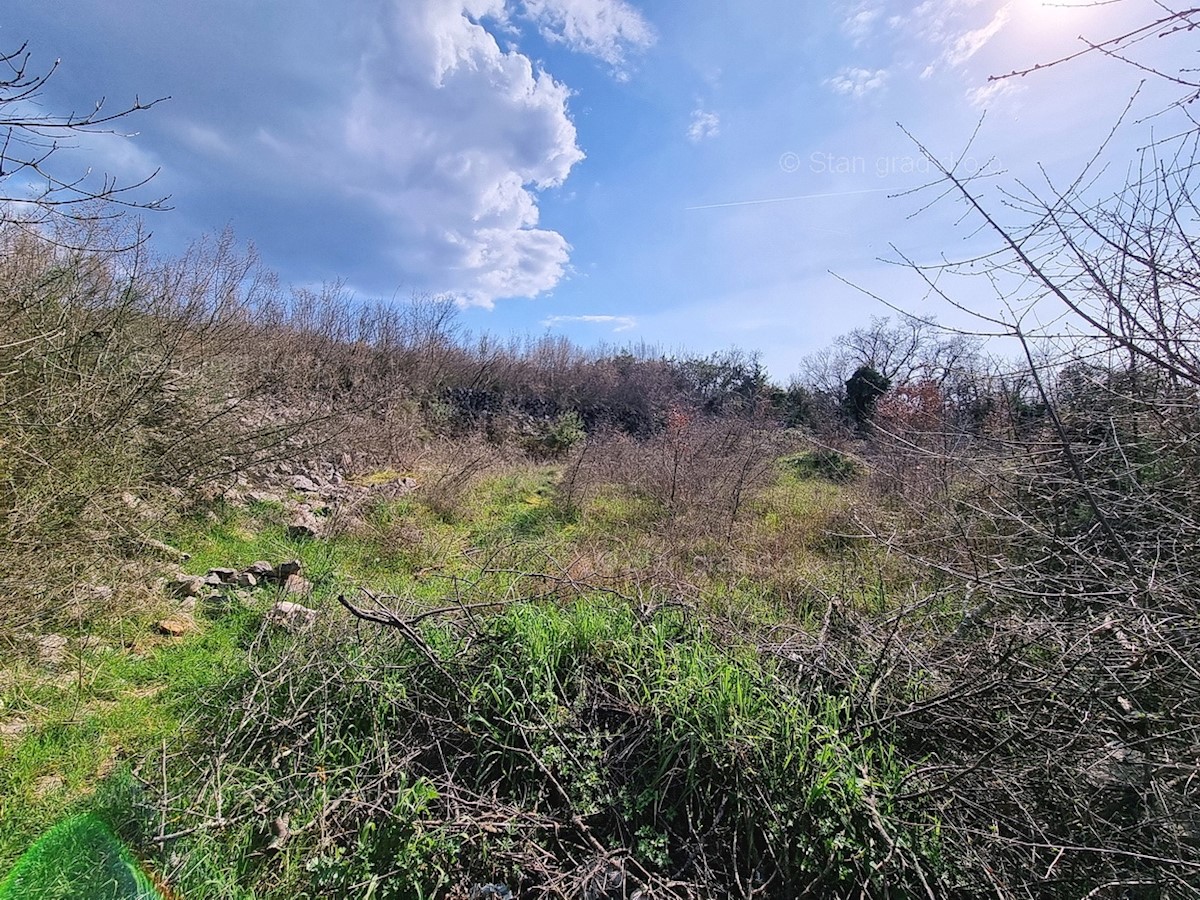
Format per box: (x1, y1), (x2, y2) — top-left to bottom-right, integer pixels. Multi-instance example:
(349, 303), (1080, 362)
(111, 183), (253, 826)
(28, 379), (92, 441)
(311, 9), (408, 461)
(267, 600), (317, 631)
(289, 474), (319, 493)
(245, 560), (275, 578)
(287, 508), (322, 540)
(172, 574), (206, 597)
(206, 567), (238, 584)
(235, 572), (258, 588)
(282, 574), (313, 595)
(276, 559), (303, 580)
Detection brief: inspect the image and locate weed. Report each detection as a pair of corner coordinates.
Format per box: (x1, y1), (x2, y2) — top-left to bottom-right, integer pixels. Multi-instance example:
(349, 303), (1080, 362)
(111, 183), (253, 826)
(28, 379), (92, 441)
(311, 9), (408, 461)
(146, 598), (945, 898)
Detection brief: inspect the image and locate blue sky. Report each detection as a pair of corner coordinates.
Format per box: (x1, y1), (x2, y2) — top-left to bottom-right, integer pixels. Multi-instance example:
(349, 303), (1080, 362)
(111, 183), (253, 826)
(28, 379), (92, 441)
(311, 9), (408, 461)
(4, 1), (1188, 379)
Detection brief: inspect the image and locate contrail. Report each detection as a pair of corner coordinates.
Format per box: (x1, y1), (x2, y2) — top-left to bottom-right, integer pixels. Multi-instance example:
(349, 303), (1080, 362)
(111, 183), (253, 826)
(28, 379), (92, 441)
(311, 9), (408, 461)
(684, 186), (890, 211)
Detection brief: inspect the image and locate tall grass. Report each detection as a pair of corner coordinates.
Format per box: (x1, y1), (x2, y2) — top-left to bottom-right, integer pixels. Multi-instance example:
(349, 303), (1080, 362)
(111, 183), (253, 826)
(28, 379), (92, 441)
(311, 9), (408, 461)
(149, 598), (944, 898)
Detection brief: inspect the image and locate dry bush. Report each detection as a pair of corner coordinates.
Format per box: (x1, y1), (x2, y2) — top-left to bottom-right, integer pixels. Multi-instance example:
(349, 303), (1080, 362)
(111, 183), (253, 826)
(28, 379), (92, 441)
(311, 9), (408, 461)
(840, 114), (1200, 894)
(0, 223), (324, 630)
(562, 410), (786, 539)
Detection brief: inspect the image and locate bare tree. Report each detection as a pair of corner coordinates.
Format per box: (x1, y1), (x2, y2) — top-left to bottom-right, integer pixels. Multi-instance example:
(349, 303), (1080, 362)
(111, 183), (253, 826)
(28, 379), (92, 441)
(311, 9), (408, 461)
(836, 14), (1200, 894)
(0, 41), (169, 227)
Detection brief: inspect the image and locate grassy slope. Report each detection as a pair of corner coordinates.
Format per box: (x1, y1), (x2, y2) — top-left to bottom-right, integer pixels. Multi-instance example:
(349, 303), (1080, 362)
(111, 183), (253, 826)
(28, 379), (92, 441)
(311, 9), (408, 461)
(0, 458), (940, 896)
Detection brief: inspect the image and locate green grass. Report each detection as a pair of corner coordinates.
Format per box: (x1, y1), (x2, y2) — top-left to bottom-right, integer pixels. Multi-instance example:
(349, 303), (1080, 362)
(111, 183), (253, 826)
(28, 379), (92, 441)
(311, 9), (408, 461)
(148, 597), (945, 898)
(459, 468), (575, 544)
(1, 456), (947, 897)
(0, 608), (260, 873)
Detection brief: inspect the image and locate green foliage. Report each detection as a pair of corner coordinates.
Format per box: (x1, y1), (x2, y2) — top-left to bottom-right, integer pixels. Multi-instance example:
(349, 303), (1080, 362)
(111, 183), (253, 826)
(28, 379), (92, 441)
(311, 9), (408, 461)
(522, 411), (586, 459)
(781, 448), (860, 483)
(843, 365), (890, 430)
(155, 599), (944, 898)
(463, 469), (575, 543)
(0, 610), (259, 873)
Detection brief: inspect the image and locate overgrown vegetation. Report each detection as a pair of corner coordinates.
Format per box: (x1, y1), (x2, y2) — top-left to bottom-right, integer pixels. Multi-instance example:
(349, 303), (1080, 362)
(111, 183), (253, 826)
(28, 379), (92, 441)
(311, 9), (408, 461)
(5, 13), (1200, 899)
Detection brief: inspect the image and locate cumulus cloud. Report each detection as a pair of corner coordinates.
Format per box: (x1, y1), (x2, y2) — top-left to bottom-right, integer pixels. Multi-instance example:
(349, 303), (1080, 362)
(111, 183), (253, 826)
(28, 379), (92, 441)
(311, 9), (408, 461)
(842, 1), (884, 43)
(325, 0), (588, 306)
(825, 67), (890, 98)
(9, 0), (652, 308)
(522, 0), (655, 74)
(687, 108), (720, 143)
(542, 314), (637, 331)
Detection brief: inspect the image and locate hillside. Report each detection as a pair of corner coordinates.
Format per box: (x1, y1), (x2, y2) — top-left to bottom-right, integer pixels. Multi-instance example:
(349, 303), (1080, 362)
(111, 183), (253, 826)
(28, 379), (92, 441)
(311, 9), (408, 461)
(4, 11), (1200, 898)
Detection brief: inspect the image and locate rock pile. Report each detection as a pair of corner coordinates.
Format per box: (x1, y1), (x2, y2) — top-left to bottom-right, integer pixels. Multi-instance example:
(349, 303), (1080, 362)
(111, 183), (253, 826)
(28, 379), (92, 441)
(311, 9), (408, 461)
(161, 558), (318, 636)
(170, 559), (312, 602)
(218, 462), (418, 542)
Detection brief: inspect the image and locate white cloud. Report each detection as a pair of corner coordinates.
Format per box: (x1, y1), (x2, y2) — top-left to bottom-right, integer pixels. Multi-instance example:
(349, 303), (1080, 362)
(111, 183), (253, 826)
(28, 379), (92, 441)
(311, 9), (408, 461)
(967, 76), (1022, 108)
(825, 67), (890, 98)
(945, 3), (1011, 66)
(543, 313), (637, 331)
(842, 2), (884, 43)
(328, 0), (585, 307)
(13, 0), (649, 308)
(687, 108), (720, 143)
(902, 0), (1013, 78)
(522, 0), (655, 74)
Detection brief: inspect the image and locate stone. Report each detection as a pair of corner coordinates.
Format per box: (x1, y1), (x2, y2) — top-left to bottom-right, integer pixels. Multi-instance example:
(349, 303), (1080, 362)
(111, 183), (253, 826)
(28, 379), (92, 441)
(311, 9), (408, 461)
(37, 634), (68, 667)
(246, 560), (275, 578)
(289, 474), (319, 493)
(235, 572), (258, 588)
(0, 720), (28, 743)
(470, 886), (514, 900)
(276, 559), (303, 580)
(247, 491), (282, 505)
(267, 600), (317, 631)
(172, 574), (206, 597)
(206, 568), (238, 584)
(287, 508), (322, 540)
(155, 619), (190, 637)
(282, 574), (313, 595)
